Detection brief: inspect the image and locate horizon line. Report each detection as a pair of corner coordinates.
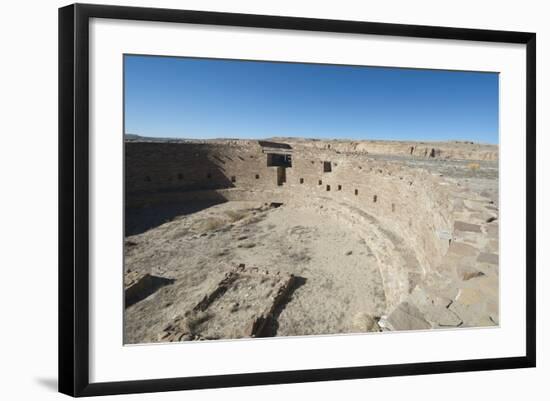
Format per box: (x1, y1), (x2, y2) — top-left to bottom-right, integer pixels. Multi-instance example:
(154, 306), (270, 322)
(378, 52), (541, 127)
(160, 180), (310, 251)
(124, 133), (498, 145)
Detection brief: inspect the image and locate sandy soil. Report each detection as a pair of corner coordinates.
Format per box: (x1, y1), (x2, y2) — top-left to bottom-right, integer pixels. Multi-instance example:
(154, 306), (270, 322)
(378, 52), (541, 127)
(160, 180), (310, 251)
(124, 200), (389, 343)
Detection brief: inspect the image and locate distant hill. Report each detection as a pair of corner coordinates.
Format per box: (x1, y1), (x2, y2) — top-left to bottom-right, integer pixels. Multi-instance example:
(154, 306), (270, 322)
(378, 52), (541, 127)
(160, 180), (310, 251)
(124, 134), (246, 142)
(124, 133), (182, 142)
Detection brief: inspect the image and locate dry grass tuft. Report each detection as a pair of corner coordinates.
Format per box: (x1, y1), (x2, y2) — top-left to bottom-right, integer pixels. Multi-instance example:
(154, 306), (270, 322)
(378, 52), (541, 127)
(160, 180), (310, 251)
(180, 311), (212, 333)
(199, 217), (225, 232)
(224, 209), (250, 222)
(352, 312), (380, 332)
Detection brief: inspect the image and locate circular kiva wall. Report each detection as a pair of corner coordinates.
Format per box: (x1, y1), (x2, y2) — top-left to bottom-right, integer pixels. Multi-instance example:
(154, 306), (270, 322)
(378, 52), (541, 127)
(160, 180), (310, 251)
(125, 141), (471, 312)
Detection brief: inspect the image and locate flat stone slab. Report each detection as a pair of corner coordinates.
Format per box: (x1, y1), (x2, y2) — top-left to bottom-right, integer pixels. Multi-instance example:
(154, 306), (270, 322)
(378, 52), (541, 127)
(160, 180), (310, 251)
(447, 241), (479, 258)
(383, 301), (431, 331)
(477, 252), (499, 265)
(407, 287), (461, 327)
(485, 239), (499, 254)
(448, 273), (498, 327)
(454, 221), (482, 233)
(471, 275), (499, 299)
(485, 223), (499, 238)
(421, 273), (459, 300)
(455, 288), (484, 305)
(158, 265), (297, 342)
(448, 301), (494, 328)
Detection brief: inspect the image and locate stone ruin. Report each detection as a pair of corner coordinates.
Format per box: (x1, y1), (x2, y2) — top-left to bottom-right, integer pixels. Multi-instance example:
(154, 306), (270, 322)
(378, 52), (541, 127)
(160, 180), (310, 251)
(157, 264), (296, 341)
(123, 136), (499, 342)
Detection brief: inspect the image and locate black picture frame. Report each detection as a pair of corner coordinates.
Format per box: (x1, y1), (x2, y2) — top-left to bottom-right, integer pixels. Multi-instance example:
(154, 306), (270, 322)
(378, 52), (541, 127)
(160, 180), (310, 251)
(59, 3), (536, 397)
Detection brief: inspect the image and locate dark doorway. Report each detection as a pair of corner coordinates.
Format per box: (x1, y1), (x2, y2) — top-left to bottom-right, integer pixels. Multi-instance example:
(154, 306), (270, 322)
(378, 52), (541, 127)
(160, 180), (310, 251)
(277, 167), (286, 186)
(323, 161), (332, 172)
(267, 153), (292, 167)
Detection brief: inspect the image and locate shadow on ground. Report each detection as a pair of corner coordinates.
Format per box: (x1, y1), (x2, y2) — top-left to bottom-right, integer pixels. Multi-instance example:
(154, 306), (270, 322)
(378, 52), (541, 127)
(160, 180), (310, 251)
(125, 199), (227, 236)
(262, 276), (307, 337)
(125, 275), (175, 308)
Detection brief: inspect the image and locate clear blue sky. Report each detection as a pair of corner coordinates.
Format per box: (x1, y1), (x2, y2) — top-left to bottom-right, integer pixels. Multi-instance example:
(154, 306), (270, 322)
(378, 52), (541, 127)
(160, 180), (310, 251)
(124, 55), (499, 144)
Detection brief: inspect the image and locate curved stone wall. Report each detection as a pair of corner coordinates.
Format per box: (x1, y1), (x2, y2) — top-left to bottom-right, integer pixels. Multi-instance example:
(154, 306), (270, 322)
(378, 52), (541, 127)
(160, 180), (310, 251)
(125, 139), (498, 325)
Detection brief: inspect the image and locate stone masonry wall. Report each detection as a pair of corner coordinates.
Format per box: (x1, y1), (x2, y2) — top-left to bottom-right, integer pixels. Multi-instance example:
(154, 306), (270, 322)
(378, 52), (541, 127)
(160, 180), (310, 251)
(126, 141), (454, 276)
(125, 139), (498, 327)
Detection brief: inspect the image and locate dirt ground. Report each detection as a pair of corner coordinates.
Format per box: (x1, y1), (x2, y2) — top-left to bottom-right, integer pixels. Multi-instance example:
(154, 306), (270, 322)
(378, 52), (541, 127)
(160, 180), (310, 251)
(124, 200), (388, 343)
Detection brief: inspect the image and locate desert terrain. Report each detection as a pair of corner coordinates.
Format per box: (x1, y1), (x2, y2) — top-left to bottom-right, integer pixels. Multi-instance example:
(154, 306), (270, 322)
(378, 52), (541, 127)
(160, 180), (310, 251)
(124, 137), (499, 343)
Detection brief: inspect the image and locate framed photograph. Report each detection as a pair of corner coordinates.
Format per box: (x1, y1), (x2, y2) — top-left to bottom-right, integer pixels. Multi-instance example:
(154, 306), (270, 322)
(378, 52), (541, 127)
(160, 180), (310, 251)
(58, 3), (536, 397)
